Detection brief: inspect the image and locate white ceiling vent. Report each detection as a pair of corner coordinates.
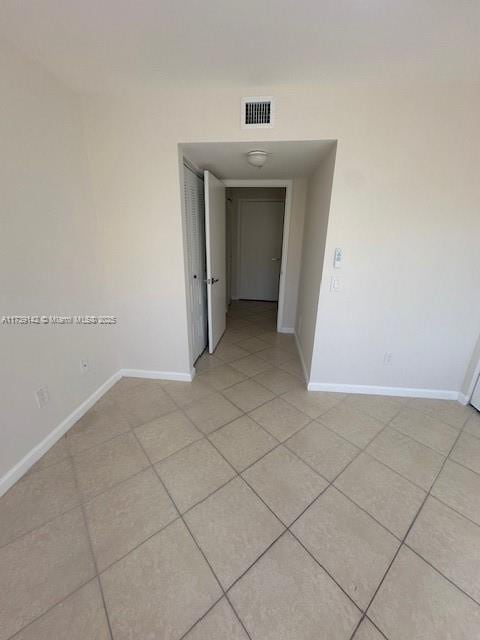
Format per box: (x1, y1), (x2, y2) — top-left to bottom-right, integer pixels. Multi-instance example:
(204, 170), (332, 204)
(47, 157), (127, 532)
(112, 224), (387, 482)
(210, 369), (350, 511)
(241, 96), (274, 129)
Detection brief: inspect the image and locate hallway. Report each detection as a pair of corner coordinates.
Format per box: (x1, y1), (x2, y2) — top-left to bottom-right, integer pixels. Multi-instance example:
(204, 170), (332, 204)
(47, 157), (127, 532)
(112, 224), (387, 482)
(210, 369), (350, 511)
(1, 301), (479, 639)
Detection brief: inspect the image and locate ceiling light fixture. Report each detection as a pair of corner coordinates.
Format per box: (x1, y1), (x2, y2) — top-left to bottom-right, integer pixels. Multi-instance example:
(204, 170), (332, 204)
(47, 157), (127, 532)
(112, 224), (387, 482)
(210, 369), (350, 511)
(246, 150), (268, 168)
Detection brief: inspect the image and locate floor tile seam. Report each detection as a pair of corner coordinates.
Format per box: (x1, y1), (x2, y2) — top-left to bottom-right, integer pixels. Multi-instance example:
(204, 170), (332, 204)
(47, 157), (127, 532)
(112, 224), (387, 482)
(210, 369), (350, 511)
(4, 576), (99, 640)
(287, 528), (365, 614)
(1, 422), (180, 551)
(128, 426), (252, 638)
(402, 543), (480, 607)
(174, 399), (282, 444)
(324, 484), (403, 542)
(176, 594), (228, 640)
(364, 617), (390, 639)
(0, 501), (83, 551)
(307, 415), (375, 450)
(73, 457), (152, 504)
(368, 422), (450, 459)
(281, 406), (401, 487)
(426, 494), (480, 530)
(65, 425), (135, 459)
(349, 412), (470, 639)
(65, 446), (116, 640)
(387, 422), (458, 456)
(94, 514), (181, 576)
(402, 404), (472, 431)
(445, 452), (480, 479)
(361, 449), (441, 493)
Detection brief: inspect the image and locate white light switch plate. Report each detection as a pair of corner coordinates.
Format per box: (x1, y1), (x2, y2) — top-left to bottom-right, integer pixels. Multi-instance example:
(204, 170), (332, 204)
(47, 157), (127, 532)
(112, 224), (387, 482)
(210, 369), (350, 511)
(330, 276), (341, 292)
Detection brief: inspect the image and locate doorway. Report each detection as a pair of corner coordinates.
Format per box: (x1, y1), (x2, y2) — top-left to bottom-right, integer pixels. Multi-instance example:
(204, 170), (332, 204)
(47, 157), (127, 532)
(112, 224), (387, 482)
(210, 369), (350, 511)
(228, 191), (286, 302)
(183, 163), (208, 362)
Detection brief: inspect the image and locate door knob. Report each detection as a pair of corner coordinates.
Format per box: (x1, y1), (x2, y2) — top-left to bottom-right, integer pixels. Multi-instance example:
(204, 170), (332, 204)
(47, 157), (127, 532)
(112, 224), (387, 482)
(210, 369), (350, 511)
(271, 257), (280, 261)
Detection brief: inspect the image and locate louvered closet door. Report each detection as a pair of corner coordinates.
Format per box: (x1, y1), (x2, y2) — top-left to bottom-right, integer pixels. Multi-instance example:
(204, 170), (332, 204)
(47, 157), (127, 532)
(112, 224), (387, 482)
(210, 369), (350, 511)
(184, 166), (207, 362)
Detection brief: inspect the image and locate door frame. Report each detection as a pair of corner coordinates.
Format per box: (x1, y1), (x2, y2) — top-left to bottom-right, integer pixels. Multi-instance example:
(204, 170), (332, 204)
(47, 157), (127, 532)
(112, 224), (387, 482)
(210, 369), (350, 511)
(223, 179), (293, 334)
(463, 356), (480, 406)
(179, 157), (206, 374)
(236, 198), (285, 302)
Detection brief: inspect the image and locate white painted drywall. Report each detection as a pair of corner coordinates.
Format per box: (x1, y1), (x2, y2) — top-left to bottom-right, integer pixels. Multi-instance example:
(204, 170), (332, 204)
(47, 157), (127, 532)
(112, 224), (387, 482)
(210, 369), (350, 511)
(0, 40), (118, 479)
(462, 333), (480, 399)
(81, 83), (480, 397)
(295, 148), (337, 375)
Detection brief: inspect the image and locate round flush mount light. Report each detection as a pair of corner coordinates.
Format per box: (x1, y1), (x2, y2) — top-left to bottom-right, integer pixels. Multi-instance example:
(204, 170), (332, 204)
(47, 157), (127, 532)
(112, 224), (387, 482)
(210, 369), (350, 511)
(246, 150), (268, 168)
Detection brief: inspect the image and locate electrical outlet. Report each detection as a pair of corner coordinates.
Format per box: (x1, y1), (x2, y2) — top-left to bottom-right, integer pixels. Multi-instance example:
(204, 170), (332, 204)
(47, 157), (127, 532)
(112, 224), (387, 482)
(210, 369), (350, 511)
(383, 352), (393, 366)
(35, 386), (49, 408)
(80, 358), (89, 374)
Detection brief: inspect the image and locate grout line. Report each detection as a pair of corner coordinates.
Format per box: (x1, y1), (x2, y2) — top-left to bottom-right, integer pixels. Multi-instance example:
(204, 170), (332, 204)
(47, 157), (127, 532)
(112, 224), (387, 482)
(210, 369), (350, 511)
(6, 577), (100, 640)
(95, 515), (181, 575)
(129, 420), (254, 640)
(425, 493), (480, 530)
(443, 454), (480, 478)
(5, 318), (477, 638)
(346, 410), (473, 640)
(404, 543), (480, 607)
(65, 442), (116, 640)
(364, 616), (390, 639)
(176, 595), (225, 640)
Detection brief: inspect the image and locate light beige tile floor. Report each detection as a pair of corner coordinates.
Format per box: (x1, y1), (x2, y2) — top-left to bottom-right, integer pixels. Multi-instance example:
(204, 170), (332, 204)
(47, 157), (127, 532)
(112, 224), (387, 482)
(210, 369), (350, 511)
(1, 300), (480, 640)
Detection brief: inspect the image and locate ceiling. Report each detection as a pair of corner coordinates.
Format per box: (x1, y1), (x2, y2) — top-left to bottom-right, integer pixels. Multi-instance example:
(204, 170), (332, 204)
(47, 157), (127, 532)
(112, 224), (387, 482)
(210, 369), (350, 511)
(0, 1), (479, 93)
(181, 140), (335, 179)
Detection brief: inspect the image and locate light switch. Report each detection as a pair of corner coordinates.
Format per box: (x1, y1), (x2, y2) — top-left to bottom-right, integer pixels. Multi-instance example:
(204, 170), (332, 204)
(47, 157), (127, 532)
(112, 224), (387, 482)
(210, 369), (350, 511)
(330, 276), (341, 292)
(333, 248), (342, 269)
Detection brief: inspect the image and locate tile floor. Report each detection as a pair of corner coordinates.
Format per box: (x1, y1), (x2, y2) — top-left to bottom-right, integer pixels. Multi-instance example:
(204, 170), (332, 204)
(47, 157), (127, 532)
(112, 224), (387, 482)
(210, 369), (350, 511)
(1, 300), (480, 639)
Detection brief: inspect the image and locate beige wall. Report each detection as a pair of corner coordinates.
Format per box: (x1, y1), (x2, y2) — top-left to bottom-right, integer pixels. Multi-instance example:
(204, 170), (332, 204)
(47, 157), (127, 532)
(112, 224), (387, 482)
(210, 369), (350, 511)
(2, 56), (480, 484)
(0, 40), (118, 480)
(462, 334), (480, 397)
(82, 82), (480, 396)
(296, 147), (337, 375)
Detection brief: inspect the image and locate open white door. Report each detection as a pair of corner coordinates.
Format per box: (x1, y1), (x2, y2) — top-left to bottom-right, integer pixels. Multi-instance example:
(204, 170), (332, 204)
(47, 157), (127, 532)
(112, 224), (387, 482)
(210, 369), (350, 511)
(204, 170), (226, 353)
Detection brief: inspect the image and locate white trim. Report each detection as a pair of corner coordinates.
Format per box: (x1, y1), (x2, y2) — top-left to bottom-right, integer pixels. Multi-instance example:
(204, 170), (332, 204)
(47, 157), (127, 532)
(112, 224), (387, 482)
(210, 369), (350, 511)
(278, 327), (295, 334)
(223, 179), (291, 188)
(0, 367), (196, 496)
(458, 392), (470, 406)
(306, 381), (461, 400)
(223, 179), (293, 333)
(121, 368), (194, 382)
(294, 332), (309, 384)
(0, 371), (121, 497)
(463, 358), (480, 405)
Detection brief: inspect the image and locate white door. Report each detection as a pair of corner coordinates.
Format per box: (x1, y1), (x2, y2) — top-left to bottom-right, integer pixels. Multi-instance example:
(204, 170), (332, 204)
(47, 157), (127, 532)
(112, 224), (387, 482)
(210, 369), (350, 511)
(184, 166), (207, 362)
(204, 170), (226, 353)
(239, 199), (285, 301)
(472, 374), (480, 411)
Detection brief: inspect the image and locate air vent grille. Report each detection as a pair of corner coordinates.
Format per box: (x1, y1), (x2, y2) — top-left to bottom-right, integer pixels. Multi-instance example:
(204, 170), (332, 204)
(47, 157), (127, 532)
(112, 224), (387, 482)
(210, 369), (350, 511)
(241, 96), (274, 129)
(245, 101), (271, 125)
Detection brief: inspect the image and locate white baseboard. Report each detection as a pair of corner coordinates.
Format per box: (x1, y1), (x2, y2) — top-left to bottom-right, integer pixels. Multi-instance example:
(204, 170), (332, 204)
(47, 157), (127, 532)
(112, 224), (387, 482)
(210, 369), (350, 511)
(278, 326), (295, 334)
(121, 368), (194, 382)
(0, 371), (121, 497)
(457, 392), (470, 406)
(294, 333), (309, 384)
(0, 366), (196, 497)
(306, 381), (461, 401)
